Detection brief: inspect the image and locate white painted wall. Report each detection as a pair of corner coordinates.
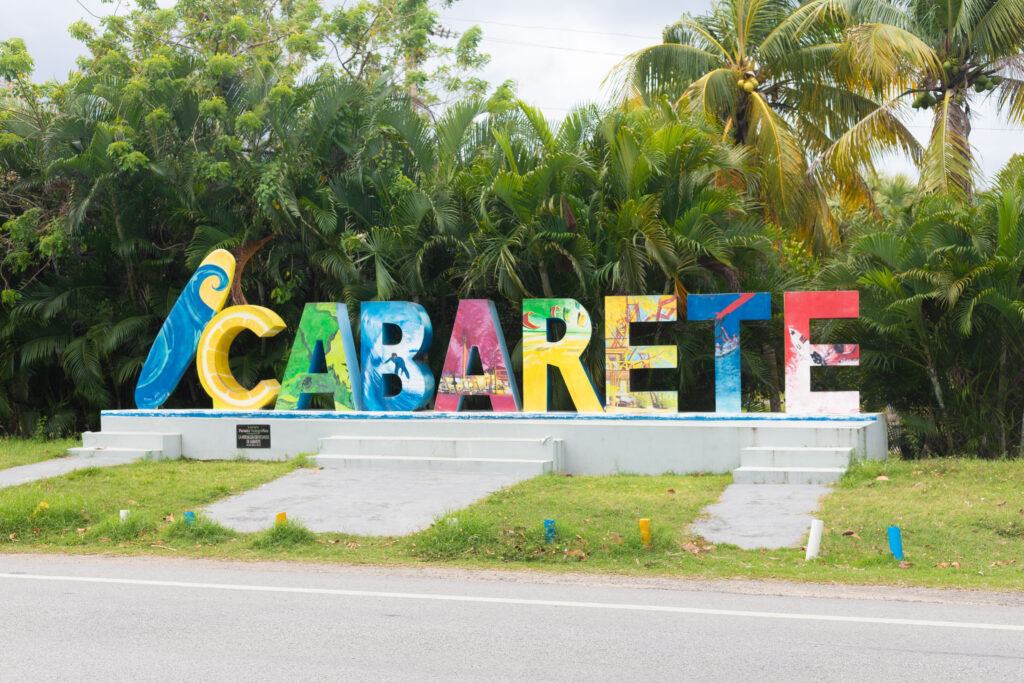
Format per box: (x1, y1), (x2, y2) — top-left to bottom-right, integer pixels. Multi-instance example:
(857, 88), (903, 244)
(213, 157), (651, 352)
(97, 411), (887, 475)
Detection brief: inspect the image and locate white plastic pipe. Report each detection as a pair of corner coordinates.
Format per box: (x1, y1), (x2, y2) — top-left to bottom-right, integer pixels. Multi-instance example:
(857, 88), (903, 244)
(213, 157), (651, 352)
(119, 509), (129, 522)
(805, 519), (824, 560)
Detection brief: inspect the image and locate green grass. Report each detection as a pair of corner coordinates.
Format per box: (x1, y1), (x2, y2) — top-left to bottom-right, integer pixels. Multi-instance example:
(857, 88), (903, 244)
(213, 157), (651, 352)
(0, 442), (1021, 591)
(0, 457), (300, 547)
(0, 437), (77, 470)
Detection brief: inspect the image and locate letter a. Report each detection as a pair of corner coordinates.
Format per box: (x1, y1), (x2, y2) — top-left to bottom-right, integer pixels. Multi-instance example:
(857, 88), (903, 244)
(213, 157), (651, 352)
(275, 303), (362, 410)
(436, 300), (521, 412)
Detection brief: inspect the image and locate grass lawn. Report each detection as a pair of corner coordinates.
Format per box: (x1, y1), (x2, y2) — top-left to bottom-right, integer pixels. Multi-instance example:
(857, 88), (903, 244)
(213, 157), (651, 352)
(0, 443), (1021, 591)
(0, 438), (77, 470)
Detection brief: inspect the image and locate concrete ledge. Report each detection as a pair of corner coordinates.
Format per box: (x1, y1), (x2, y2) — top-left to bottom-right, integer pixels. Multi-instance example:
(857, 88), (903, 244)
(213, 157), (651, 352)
(94, 410), (887, 476)
(314, 454), (553, 475)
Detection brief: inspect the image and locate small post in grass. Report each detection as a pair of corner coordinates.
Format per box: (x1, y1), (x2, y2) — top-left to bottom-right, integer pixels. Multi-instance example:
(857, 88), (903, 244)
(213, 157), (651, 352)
(887, 526), (904, 561)
(276, 512), (287, 525)
(544, 519), (556, 544)
(805, 519), (824, 560)
(119, 509), (129, 522)
(638, 518), (652, 547)
(183, 511), (195, 528)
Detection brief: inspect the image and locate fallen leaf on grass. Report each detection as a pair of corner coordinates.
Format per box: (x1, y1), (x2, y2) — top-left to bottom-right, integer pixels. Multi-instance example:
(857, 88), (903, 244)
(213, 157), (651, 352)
(99, 537), (112, 543)
(127, 500), (139, 505)
(876, 475), (889, 481)
(952, 561), (961, 568)
(935, 562), (949, 568)
(565, 549), (586, 561)
(898, 561), (914, 569)
(911, 470), (922, 475)
(76, 527), (89, 534)
(163, 514), (174, 522)
(681, 540), (716, 555)
(345, 541), (359, 549)
(841, 530), (861, 539)
(996, 501), (1006, 507)
(666, 489), (676, 494)
(8, 533), (16, 541)
(990, 560), (1016, 567)
(149, 544), (176, 551)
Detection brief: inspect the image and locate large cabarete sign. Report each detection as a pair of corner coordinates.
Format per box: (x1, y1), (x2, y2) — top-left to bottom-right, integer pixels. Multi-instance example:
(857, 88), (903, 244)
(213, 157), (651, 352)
(135, 250), (860, 416)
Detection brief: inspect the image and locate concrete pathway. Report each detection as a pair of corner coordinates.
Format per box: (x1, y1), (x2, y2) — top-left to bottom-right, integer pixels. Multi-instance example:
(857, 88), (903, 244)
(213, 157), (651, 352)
(0, 454), (140, 489)
(204, 467), (524, 536)
(691, 484), (830, 550)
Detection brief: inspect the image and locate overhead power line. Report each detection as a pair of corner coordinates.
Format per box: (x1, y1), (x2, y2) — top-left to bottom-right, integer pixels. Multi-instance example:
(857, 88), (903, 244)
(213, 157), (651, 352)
(442, 16), (656, 41)
(480, 36), (630, 58)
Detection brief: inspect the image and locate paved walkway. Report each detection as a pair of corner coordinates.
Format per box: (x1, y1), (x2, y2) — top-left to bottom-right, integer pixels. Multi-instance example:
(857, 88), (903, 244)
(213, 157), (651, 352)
(205, 467), (524, 536)
(691, 484), (830, 550)
(0, 455), (140, 489)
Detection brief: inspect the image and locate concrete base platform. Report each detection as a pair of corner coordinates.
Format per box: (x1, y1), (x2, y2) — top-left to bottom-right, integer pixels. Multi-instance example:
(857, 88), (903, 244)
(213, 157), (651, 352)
(89, 410), (887, 476)
(691, 484), (830, 549)
(203, 467), (524, 535)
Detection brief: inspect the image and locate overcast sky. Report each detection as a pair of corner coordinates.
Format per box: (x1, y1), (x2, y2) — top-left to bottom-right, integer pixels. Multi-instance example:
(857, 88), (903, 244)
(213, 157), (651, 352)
(4, 0), (1024, 181)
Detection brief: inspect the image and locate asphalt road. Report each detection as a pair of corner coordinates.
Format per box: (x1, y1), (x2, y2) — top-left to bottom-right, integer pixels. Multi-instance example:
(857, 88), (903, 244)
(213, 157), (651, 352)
(1, 554), (1022, 681)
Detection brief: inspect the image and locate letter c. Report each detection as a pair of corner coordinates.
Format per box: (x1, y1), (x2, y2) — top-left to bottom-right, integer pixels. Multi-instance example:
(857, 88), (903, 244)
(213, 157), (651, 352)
(196, 305), (286, 409)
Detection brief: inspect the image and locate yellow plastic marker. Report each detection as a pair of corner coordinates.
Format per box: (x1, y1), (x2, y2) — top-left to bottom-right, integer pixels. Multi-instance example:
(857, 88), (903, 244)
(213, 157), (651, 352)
(638, 518), (652, 547)
(276, 512), (287, 524)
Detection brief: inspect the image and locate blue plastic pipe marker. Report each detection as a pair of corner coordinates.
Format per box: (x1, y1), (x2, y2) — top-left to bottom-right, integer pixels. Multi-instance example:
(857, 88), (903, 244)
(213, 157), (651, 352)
(544, 519), (556, 544)
(184, 510), (196, 527)
(887, 526), (904, 560)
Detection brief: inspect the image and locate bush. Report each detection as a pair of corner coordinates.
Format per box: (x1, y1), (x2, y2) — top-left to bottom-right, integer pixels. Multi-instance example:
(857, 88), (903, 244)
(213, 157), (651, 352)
(88, 512), (156, 543)
(164, 513), (236, 544)
(249, 519), (316, 549)
(0, 490), (89, 541)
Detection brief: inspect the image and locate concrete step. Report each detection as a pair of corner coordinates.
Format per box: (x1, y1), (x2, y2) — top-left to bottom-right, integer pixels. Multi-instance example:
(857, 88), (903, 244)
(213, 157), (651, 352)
(313, 454), (553, 475)
(317, 436), (561, 465)
(81, 431), (181, 458)
(732, 466), (847, 485)
(740, 446), (853, 469)
(67, 447), (157, 462)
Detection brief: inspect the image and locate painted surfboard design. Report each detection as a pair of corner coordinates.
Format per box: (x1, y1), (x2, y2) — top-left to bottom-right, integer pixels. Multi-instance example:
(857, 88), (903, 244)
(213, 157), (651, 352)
(134, 250), (235, 408)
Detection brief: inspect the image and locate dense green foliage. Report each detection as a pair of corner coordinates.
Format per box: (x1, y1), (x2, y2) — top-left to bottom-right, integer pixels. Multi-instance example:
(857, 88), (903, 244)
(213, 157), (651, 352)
(2, 0), (1024, 457)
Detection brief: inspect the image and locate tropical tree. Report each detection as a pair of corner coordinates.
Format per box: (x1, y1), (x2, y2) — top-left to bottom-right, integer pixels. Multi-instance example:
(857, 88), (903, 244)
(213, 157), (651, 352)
(821, 161), (1024, 456)
(826, 0), (1024, 199)
(611, 0), (915, 246)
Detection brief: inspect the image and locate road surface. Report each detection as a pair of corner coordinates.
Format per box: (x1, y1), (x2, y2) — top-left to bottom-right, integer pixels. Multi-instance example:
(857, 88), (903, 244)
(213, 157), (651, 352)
(1, 554), (1022, 681)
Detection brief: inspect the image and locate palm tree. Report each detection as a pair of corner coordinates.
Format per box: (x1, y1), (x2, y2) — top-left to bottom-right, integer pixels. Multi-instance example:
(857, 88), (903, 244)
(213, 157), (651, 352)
(611, 0), (913, 245)
(828, 0), (1024, 199)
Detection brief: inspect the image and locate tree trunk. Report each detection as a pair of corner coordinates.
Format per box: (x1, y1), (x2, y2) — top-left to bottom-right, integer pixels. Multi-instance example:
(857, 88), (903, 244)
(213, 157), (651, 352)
(230, 235), (275, 306)
(538, 265), (554, 298)
(948, 97), (974, 200)
(762, 342), (782, 413)
(699, 257), (741, 293)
